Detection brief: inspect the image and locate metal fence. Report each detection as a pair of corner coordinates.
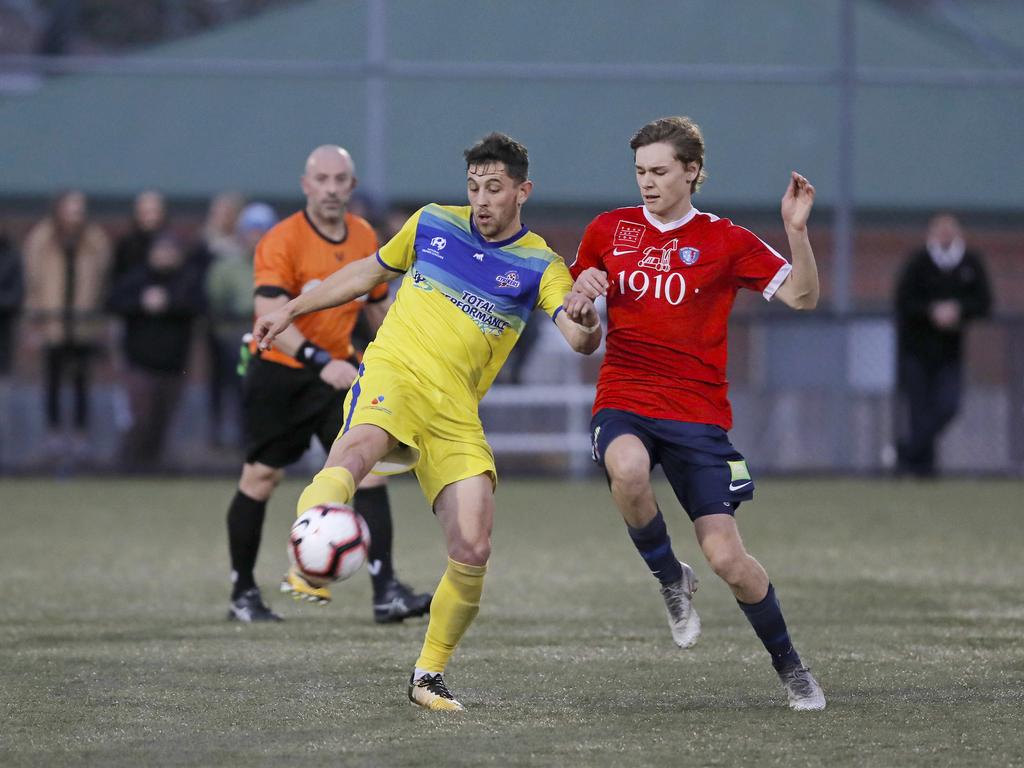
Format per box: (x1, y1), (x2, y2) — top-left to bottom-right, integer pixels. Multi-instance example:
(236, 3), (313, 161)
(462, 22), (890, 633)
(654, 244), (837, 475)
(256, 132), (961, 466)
(2, 311), (1020, 477)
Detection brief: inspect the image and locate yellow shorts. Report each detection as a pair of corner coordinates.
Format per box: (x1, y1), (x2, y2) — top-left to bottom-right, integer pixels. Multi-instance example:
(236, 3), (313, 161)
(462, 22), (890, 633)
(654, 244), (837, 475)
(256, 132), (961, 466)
(338, 357), (496, 506)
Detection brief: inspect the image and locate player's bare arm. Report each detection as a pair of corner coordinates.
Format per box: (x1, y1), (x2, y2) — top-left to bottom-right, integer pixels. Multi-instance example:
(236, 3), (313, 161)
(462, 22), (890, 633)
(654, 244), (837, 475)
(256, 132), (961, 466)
(556, 293), (602, 354)
(571, 267), (609, 300)
(255, 254), (397, 350)
(773, 171), (820, 311)
(252, 293), (358, 389)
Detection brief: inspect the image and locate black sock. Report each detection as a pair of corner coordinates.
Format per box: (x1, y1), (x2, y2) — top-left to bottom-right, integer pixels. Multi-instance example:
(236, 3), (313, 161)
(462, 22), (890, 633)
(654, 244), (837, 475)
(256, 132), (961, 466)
(227, 490), (267, 599)
(352, 486), (394, 598)
(737, 583), (802, 672)
(626, 509), (684, 585)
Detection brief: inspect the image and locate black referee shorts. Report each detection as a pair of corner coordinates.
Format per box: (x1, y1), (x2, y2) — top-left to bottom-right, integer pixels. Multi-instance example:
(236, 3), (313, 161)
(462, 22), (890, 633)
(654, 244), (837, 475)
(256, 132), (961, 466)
(242, 356), (348, 468)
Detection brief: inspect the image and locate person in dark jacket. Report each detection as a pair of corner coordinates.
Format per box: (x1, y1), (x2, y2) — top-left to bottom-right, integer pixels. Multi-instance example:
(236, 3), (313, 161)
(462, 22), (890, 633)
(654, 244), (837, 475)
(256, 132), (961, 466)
(108, 233), (203, 472)
(894, 213), (992, 477)
(0, 230), (24, 375)
(113, 190), (166, 280)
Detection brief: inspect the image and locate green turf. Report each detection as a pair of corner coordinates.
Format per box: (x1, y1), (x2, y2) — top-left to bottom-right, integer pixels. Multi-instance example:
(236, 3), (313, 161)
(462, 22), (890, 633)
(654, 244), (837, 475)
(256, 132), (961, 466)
(1, 477), (1023, 767)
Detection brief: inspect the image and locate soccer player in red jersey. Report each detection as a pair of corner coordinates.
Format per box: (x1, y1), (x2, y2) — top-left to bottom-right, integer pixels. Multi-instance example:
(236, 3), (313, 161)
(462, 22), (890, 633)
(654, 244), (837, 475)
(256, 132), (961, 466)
(564, 116), (826, 710)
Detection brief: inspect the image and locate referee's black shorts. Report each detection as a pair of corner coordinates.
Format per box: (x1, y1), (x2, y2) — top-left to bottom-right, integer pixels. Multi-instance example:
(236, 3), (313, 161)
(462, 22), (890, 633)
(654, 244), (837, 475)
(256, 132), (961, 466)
(242, 356), (349, 468)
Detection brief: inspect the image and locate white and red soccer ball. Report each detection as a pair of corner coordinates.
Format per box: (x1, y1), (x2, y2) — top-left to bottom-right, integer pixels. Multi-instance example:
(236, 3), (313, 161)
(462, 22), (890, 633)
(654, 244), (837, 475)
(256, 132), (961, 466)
(288, 503), (370, 585)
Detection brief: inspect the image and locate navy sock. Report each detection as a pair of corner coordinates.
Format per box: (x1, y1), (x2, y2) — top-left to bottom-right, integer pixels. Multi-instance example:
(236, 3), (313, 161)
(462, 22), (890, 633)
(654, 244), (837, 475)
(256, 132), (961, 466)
(737, 583), (801, 671)
(626, 509), (684, 585)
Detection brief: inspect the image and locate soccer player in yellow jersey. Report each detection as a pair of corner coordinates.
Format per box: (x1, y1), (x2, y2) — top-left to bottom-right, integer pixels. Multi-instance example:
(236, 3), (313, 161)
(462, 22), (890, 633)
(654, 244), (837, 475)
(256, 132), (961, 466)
(255, 133), (602, 711)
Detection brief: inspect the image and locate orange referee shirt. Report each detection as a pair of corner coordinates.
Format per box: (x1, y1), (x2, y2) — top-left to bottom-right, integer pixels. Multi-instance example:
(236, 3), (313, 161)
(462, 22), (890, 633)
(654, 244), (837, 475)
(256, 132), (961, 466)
(253, 210), (388, 369)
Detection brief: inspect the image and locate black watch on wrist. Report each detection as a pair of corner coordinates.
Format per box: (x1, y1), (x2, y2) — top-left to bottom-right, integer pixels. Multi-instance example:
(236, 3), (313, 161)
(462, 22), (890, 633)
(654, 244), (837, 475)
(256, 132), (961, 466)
(296, 340), (332, 373)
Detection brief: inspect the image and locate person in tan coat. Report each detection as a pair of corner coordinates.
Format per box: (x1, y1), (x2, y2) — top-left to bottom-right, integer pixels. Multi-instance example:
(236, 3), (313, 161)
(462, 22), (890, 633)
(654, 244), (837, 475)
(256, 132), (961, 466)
(22, 190), (111, 455)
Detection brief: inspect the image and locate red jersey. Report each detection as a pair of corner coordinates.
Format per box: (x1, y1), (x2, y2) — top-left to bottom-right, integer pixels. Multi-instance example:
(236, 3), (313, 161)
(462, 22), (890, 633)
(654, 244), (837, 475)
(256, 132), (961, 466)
(571, 206), (791, 429)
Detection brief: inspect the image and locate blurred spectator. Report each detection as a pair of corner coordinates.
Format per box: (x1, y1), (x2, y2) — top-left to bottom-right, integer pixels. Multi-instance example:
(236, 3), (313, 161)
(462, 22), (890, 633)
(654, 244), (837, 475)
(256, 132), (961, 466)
(194, 191), (246, 270)
(22, 190), (111, 457)
(205, 202), (277, 447)
(108, 234), (204, 472)
(113, 189), (166, 279)
(194, 192), (246, 446)
(894, 213), (992, 477)
(0, 229), (24, 375)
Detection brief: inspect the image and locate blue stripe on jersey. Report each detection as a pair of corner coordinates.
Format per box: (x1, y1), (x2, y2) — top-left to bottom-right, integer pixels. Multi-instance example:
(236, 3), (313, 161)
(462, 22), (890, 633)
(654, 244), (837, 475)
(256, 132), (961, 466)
(415, 259), (536, 325)
(343, 363), (365, 433)
(413, 213), (550, 315)
(419, 210), (555, 275)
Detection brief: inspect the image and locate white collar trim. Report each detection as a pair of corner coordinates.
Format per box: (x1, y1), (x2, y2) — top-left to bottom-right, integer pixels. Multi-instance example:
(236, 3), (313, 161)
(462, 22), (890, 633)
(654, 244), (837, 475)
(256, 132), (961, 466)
(642, 205), (699, 233)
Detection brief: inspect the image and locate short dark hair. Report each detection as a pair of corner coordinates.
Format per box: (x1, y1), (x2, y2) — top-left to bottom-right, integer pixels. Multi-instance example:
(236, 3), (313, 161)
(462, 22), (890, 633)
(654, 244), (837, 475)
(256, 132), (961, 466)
(630, 116), (707, 194)
(464, 132), (529, 182)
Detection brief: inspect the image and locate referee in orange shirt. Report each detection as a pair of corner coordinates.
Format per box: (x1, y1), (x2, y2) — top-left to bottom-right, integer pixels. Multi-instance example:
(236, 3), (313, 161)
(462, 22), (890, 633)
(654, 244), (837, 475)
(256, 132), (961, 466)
(226, 145), (430, 623)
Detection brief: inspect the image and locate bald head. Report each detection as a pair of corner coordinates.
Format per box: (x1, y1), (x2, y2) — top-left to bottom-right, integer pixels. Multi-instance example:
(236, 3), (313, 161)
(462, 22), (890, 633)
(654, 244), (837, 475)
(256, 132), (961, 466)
(304, 145), (355, 176)
(301, 145), (358, 226)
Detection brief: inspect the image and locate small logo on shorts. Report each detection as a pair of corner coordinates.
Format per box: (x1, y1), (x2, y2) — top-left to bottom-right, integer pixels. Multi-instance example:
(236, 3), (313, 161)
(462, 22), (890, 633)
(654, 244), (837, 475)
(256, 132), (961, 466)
(368, 394), (392, 415)
(591, 425), (602, 462)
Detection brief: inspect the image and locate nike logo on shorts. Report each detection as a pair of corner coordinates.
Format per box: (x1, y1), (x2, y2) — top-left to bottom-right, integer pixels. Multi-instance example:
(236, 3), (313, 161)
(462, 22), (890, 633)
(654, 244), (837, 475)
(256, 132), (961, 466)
(612, 248), (637, 256)
(729, 481), (752, 492)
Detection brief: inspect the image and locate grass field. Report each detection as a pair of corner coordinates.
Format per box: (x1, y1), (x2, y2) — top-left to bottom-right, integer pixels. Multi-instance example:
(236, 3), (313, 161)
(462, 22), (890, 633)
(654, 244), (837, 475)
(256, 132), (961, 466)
(1, 476), (1023, 767)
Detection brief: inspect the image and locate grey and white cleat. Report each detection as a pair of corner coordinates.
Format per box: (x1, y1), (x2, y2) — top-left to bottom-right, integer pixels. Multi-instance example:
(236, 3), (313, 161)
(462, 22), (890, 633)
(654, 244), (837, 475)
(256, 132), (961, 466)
(659, 562), (701, 649)
(778, 664), (826, 711)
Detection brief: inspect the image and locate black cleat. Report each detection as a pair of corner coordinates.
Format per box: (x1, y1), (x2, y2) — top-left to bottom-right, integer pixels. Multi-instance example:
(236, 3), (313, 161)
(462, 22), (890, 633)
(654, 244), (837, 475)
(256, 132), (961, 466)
(373, 579), (432, 624)
(227, 586), (284, 623)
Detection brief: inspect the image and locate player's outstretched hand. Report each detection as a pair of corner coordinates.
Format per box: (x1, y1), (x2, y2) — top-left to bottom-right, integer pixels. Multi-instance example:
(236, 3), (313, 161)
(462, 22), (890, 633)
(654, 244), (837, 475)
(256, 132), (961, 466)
(563, 291), (600, 328)
(781, 171), (815, 232)
(320, 359), (359, 390)
(253, 305), (294, 350)
(572, 267), (609, 300)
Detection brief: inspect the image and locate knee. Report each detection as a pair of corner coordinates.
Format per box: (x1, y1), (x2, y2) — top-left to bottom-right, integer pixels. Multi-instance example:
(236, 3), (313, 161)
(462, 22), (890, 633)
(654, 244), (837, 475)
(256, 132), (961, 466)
(606, 452), (652, 502)
(704, 545), (746, 588)
(239, 464), (282, 501)
(448, 535), (491, 567)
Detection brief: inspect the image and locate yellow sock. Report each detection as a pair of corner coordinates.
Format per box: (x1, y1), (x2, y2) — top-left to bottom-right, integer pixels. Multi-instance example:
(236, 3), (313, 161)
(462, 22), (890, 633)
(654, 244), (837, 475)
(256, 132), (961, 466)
(295, 466), (356, 517)
(415, 558), (487, 673)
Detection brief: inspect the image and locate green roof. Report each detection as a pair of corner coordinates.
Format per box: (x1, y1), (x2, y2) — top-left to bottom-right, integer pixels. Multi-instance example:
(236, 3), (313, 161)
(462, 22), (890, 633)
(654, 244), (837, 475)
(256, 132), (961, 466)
(1, 0), (1021, 209)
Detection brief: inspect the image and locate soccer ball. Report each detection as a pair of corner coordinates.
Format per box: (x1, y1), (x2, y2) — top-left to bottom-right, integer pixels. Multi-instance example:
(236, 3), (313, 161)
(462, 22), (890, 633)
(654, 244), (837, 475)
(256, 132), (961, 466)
(288, 503), (371, 585)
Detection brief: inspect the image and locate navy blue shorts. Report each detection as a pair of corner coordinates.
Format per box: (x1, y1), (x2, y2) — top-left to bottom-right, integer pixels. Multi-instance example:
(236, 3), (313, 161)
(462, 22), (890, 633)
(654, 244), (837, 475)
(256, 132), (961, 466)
(590, 408), (754, 521)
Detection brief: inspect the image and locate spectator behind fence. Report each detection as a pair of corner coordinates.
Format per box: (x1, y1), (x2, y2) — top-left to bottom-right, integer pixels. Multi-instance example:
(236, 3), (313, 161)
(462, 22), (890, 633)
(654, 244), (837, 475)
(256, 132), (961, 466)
(194, 192), (246, 446)
(894, 213), (992, 478)
(108, 234), (204, 472)
(22, 190), (111, 458)
(113, 189), (166, 279)
(194, 191), (246, 270)
(0, 229), (24, 375)
(205, 202), (277, 447)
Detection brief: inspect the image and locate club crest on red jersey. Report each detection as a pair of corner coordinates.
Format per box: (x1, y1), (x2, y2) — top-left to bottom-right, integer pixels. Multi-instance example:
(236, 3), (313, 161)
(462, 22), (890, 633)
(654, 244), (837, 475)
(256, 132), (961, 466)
(639, 238), (677, 272)
(679, 247), (700, 266)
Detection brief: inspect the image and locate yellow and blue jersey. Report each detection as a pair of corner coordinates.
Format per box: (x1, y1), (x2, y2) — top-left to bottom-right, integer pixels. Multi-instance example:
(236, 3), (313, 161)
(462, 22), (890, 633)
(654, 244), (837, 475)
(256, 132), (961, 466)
(369, 204), (573, 401)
